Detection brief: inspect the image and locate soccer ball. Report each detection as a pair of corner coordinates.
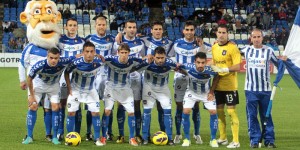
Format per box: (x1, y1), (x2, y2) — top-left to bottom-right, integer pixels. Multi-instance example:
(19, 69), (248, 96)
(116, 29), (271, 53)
(65, 132), (81, 146)
(152, 131), (168, 145)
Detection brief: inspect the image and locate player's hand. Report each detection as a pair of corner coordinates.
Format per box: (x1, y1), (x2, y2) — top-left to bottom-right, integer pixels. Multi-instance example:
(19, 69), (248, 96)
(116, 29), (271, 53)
(145, 54), (154, 63)
(211, 65), (229, 73)
(97, 54), (105, 62)
(207, 93), (214, 101)
(116, 32), (123, 44)
(75, 53), (83, 58)
(28, 95), (37, 107)
(20, 81), (27, 90)
(196, 37), (204, 47)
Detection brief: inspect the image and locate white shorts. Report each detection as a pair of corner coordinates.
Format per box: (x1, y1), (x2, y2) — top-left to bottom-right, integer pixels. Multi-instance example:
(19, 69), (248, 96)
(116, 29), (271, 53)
(173, 72), (188, 102)
(142, 83), (172, 109)
(104, 84), (134, 113)
(183, 90), (216, 110)
(31, 82), (60, 104)
(130, 71), (142, 101)
(67, 89), (100, 112)
(94, 73), (107, 100)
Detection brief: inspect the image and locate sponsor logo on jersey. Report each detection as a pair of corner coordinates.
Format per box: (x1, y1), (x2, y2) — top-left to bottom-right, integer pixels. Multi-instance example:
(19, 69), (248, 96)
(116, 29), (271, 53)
(222, 50), (227, 55)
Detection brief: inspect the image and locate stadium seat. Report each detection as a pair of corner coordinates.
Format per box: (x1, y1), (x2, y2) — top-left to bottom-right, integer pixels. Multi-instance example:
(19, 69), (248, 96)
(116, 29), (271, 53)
(241, 34), (248, 40)
(278, 45), (284, 51)
(69, 4), (76, 10)
(234, 34), (241, 40)
(228, 33), (234, 40)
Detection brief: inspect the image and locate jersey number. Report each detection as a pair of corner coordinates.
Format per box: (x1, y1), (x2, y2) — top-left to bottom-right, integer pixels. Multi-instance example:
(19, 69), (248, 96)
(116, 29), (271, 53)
(226, 94), (234, 103)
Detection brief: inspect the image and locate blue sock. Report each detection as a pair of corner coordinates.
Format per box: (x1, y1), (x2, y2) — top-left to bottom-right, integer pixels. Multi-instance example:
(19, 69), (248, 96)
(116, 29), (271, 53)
(66, 116), (75, 132)
(128, 116), (135, 139)
(86, 110), (92, 134)
(192, 107), (200, 135)
(158, 108), (165, 131)
(135, 110), (141, 136)
(102, 115), (110, 138)
(163, 109), (173, 140)
(142, 109), (151, 140)
(117, 105), (125, 136)
(58, 108), (65, 135)
(210, 114), (218, 140)
(108, 111), (113, 135)
(92, 116), (101, 140)
(175, 109), (182, 135)
(27, 110), (37, 138)
(75, 107), (82, 133)
(44, 110), (52, 135)
(182, 113), (190, 140)
(52, 111), (59, 138)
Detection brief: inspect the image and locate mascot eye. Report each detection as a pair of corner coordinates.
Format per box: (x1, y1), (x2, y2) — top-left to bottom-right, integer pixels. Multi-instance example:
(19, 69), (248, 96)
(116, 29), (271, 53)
(34, 9), (41, 15)
(46, 8), (52, 14)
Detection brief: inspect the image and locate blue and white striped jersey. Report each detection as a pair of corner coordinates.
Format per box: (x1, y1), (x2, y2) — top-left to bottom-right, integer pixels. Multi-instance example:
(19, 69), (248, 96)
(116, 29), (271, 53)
(19, 43), (49, 82)
(112, 35), (145, 57)
(167, 38), (211, 63)
(104, 55), (148, 88)
(29, 57), (74, 85)
(65, 56), (102, 92)
(58, 34), (84, 57)
(180, 64), (217, 94)
(241, 45), (279, 91)
(140, 36), (173, 56)
(85, 34), (115, 56)
(135, 58), (177, 87)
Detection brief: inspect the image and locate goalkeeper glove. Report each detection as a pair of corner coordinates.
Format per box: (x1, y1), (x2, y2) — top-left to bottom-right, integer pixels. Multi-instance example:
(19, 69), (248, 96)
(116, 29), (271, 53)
(211, 65), (229, 73)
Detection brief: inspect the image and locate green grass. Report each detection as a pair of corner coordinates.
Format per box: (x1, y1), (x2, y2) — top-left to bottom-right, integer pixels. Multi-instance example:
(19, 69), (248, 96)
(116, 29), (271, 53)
(0, 68), (299, 149)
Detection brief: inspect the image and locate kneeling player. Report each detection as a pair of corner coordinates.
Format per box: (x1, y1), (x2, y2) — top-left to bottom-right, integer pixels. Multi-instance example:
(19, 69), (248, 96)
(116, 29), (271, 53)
(178, 52), (220, 147)
(23, 48), (74, 145)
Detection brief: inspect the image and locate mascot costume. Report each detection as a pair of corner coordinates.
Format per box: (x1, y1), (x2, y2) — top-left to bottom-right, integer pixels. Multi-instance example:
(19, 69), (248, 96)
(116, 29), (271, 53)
(18, 0), (62, 144)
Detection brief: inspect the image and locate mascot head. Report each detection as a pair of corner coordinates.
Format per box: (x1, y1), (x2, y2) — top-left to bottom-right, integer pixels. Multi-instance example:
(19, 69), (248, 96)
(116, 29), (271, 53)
(20, 0), (61, 49)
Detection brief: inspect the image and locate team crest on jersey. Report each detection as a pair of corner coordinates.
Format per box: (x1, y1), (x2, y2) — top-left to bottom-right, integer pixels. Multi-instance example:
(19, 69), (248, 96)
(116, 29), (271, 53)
(162, 40), (165, 44)
(134, 41), (137, 45)
(93, 63), (97, 68)
(75, 39), (77, 43)
(222, 50), (227, 55)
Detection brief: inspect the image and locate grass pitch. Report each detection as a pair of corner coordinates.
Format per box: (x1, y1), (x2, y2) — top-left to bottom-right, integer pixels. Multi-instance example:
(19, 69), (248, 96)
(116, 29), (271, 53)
(0, 68), (299, 149)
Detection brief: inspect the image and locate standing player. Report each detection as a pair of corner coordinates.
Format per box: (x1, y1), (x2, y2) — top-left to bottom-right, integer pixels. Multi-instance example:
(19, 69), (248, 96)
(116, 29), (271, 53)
(167, 20), (211, 144)
(241, 29), (278, 148)
(101, 43), (152, 146)
(178, 52), (219, 147)
(211, 24), (241, 148)
(22, 48), (74, 145)
(134, 47), (176, 145)
(64, 41), (103, 146)
(57, 18), (85, 141)
(140, 21), (173, 132)
(112, 20), (145, 143)
(85, 16), (115, 141)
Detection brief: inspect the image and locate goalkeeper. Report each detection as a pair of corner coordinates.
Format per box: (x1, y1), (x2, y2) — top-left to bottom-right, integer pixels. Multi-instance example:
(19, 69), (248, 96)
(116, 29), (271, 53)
(210, 24), (241, 148)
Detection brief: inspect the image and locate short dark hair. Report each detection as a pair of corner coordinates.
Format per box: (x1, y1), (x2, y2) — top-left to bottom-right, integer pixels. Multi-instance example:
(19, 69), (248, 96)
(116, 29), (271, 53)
(48, 47), (60, 55)
(65, 18), (77, 26)
(217, 24), (228, 33)
(125, 20), (136, 27)
(184, 20), (196, 29)
(83, 41), (95, 51)
(151, 21), (163, 29)
(195, 52), (207, 60)
(118, 43), (131, 52)
(154, 46), (166, 55)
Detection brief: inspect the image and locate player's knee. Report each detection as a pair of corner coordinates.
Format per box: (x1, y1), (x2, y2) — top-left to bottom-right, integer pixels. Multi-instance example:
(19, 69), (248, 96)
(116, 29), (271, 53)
(91, 112), (100, 116)
(208, 109), (217, 115)
(128, 112), (134, 116)
(68, 112), (76, 116)
(29, 104), (38, 111)
(183, 108), (191, 114)
(51, 103), (59, 111)
(105, 109), (111, 116)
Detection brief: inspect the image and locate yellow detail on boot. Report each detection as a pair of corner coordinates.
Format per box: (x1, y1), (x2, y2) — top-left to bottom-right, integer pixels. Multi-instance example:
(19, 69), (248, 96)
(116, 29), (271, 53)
(227, 108), (239, 143)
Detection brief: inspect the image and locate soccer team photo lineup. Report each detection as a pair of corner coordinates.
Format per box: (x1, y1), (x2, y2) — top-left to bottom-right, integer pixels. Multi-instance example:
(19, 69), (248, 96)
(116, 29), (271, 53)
(2, 0), (300, 149)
